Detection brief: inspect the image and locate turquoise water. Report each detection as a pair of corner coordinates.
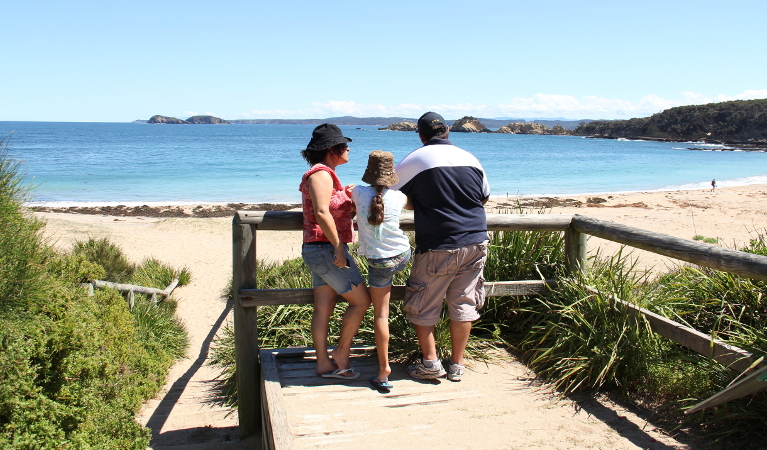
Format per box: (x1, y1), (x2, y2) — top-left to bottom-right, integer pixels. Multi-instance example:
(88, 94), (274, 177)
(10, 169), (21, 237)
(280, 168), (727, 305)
(2, 121), (766, 206)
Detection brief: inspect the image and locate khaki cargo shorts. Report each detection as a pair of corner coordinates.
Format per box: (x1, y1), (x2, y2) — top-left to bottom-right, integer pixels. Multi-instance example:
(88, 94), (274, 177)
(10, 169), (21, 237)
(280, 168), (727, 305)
(403, 241), (488, 326)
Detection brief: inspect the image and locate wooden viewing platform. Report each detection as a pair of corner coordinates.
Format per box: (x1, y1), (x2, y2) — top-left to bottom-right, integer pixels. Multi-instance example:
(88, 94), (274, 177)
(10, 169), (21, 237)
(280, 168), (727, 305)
(233, 211), (767, 450)
(257, 347), (683, 450)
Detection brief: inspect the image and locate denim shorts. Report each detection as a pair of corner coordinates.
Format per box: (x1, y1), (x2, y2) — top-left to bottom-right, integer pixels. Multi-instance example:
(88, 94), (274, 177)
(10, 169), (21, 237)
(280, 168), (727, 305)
(367, 248), (411, 288)
(301, 242), (364, 295)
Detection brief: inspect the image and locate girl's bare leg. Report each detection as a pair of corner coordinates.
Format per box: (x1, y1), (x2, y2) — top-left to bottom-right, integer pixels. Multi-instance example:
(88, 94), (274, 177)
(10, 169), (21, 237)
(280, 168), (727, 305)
(312, 285), (338, 375)
(331, 283), (372, 371)
(370, 285), (392, 381)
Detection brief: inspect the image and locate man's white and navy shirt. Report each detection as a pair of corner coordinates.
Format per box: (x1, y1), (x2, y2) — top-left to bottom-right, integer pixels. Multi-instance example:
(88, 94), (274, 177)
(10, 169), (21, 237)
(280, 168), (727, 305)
(391, 139), (490, 253)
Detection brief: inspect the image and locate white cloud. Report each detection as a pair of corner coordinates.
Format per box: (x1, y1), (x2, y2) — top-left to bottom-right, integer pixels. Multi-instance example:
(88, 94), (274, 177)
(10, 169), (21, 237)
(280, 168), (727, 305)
(679, 89), (767, 105)
(232, 89), (767, 120)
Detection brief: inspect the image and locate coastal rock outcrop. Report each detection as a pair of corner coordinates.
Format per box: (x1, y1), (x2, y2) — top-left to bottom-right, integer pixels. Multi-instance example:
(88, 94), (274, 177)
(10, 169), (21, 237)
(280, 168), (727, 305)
(496, 123), (569, 135)
(450, 116), (491, 133)
(379, 121), (418, 131)
(148, 115), (229, 124)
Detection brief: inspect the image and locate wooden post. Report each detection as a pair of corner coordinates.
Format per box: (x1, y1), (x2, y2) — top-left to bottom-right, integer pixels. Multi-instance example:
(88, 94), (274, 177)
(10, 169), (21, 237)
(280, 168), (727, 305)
(564, 224), (587, 275)
(233, 221), (261, 438)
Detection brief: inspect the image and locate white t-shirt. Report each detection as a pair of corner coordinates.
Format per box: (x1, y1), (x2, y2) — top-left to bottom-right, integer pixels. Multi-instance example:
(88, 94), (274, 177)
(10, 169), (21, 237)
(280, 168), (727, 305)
(351, 185), (410, 259)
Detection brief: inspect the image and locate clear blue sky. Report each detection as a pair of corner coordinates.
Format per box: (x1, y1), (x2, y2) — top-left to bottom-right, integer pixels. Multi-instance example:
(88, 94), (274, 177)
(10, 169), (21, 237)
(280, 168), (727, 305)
(3, 0), (766, 122)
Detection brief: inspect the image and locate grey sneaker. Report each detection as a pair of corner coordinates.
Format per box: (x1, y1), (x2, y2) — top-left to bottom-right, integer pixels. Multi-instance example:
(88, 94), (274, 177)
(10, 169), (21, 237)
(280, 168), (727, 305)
(446, 361), (465, 382)
(407, 359), (446, 379)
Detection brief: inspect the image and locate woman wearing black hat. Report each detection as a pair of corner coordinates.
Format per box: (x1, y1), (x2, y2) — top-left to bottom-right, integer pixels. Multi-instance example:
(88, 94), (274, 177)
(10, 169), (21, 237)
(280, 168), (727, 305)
(299, 124), (372, 379)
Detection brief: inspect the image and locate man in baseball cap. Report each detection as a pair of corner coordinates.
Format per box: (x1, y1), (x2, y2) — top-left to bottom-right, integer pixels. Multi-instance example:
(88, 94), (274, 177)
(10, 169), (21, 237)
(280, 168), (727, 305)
(391, 111), (490, 382)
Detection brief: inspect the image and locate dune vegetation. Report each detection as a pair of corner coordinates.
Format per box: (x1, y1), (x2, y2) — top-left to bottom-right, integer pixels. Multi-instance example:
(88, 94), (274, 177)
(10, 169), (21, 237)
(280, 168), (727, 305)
(0, 135), (190, 449)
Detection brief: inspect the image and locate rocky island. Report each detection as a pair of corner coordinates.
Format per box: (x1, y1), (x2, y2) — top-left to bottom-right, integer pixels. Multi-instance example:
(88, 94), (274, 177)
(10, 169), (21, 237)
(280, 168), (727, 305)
(148, 115), (229, 124)
(378, 121), (418, 131)
(450, 116), (491, 133)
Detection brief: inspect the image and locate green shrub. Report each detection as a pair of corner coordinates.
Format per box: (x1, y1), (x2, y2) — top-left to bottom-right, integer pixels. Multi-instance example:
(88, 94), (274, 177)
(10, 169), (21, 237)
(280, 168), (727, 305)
(72, 237), (134, 283)
(0, 135), (188, 448)
(0, 138), (48, 317)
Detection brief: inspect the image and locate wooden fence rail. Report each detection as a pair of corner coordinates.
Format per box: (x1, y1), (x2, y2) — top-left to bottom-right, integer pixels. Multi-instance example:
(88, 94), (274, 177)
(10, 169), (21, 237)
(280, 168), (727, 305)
(84, 278), (180, 308)
(232, 210), (767, 443)
(573, 215), (767, 281)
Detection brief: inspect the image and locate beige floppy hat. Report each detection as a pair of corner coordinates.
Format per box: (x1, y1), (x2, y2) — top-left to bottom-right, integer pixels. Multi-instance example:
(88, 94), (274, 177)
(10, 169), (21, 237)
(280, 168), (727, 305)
(361, 150), (399, 187)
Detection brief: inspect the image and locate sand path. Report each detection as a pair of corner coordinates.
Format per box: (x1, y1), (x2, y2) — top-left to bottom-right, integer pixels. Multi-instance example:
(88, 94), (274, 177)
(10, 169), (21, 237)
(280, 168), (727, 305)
(33, 184), (767, 449)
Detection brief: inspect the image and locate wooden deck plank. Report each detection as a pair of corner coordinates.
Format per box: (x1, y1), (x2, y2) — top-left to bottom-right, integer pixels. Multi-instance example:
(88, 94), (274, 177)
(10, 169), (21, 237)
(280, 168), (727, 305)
(260, 350), (294, 450)
(260, 349), (685, 450)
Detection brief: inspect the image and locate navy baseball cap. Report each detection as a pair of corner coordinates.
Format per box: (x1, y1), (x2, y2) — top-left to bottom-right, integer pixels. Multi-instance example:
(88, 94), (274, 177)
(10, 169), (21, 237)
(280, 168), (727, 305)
(416, 112), (446, 133)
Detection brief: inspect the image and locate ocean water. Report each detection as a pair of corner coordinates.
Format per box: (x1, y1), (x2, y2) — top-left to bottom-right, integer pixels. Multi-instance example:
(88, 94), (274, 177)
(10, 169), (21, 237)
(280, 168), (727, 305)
(2, 121), (766, 206)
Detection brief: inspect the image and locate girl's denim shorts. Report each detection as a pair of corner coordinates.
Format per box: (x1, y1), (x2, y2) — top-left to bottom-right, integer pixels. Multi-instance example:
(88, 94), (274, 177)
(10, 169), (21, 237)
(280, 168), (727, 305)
(367, 248), (411, 288)
(301, 242), (364, 295)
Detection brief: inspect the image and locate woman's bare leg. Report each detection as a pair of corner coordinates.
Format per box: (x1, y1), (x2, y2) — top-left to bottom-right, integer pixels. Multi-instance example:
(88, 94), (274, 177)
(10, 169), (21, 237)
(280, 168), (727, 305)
(331, 283), (372, 371)
(312, 285), (338, 375)
(370, 285), (392, 381)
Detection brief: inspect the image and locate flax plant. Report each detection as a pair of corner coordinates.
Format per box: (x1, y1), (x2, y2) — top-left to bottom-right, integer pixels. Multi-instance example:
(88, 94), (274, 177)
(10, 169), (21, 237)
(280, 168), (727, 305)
(645, 236), (767, 446)
(130, 257), (192, 289)
(517, 249), (661, 394)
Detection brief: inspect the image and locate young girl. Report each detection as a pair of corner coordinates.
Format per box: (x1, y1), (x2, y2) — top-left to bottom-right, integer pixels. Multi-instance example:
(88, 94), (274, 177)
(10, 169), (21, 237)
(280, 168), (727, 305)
(351, 150), (411, 391)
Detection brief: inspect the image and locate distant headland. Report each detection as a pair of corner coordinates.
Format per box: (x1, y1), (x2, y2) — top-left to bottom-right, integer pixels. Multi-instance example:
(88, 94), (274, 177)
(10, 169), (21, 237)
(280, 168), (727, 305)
(570, 99), (767, 149)
(379, 100), (767, 149)
(132, 99), (767, 149)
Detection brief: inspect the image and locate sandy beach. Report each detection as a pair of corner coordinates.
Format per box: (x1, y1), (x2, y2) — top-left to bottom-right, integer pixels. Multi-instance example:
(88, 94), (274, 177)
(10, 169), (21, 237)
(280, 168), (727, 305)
(32, 184), (767, 449)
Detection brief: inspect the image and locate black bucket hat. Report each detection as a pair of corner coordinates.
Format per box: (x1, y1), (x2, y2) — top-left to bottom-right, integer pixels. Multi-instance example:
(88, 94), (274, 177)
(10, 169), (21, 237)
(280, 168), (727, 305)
(305, 123), (352, 152)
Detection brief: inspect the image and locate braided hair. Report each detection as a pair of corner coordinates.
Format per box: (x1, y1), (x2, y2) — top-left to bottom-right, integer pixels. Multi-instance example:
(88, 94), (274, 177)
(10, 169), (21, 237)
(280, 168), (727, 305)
(367, 185), (386, 226)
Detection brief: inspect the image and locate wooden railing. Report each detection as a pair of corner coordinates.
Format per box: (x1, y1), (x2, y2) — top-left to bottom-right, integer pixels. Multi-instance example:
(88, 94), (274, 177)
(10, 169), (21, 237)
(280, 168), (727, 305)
(82, 278), (180, 308)
(232, 211), (767, 442)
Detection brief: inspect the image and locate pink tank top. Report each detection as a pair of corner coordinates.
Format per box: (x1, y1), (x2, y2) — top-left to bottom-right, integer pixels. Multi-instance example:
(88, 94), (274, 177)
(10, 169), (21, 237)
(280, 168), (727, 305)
(299, 164), (354, 243)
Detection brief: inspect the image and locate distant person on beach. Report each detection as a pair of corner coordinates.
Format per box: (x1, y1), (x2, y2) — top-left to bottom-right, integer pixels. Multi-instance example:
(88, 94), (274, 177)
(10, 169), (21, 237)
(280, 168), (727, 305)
(711, 179), (717, 191)
(299, 123), (372, 380)
(350, 150), (412, 391)
(391, 112), (490, 382)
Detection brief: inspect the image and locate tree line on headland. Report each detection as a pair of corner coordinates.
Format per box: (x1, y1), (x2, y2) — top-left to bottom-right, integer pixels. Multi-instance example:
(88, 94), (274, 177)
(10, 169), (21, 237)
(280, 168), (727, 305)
(141, 99), (767, 149)
(573, 99), (767, 148)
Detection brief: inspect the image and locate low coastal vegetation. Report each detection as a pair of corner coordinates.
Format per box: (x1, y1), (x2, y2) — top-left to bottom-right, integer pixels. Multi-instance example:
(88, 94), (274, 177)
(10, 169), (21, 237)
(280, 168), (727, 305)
(211, 206), (766, 448)
(0, 135), (190, 449)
